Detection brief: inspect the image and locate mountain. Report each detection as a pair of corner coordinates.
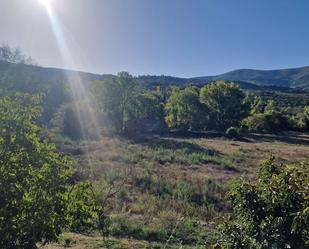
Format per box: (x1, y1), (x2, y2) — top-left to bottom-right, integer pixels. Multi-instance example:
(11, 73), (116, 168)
(194, 66), (309, 88)
(139, 66), (309, 89)
(1, 60), (309, 91)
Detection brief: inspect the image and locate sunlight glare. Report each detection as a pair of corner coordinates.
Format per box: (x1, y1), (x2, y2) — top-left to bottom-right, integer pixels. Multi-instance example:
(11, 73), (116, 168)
(38, 0), (52, 13)
(38, 0), (102, 142)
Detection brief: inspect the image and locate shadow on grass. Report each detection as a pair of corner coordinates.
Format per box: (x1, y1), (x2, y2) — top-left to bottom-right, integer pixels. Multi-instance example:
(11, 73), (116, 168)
(247, 132), (309, 146)
(125, 135), (238, 171)
(127, 134), (218, 156)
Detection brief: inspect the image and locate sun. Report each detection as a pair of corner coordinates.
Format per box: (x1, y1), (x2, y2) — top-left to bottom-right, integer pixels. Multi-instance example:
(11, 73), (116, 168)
(38, 0), (52, 9)
(38, 0), (53, 14)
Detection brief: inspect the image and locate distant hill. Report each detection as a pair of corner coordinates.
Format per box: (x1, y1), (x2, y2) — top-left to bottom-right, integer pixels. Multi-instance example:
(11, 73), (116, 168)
(194, 66), (309, 88)
(135, 67), (309, 91)
(0, 60), (115, 90)
(1, 60), (309, 91)
(139, 66), (309, 90)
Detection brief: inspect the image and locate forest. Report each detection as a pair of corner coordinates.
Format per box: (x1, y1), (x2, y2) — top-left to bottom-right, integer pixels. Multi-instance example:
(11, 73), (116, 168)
(0, 46), (309, 248)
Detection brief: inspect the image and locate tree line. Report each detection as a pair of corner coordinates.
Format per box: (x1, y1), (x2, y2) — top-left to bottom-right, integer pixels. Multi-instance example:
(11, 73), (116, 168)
(52, 72), (309, 139)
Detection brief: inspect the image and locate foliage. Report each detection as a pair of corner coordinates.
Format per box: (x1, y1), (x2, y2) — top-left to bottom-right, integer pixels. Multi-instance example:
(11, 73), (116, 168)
(218, 156), (309, 249)
(93, 72), (166, 134)
(225, 127), (240, 138)
(165, 86), (207, 130)
(0, 94), (71, 248)
(0, 44), (36, 65)
(200, 81), (250, 130)
(249, 96), (266, 115)
(241, 113), (289, 133)
(93, 72), (162, 133)
(134, 90), (165, 121)
(264, 99), (276, 114)
(105, 215), (205, 245)
(252, 90), (309, 115)
(0, 94), (99, 248)
(242, 99), (290, 133)
(66, 182), (101, 233)
(51, 101), (99, 139)
(291, 106), (309, 131)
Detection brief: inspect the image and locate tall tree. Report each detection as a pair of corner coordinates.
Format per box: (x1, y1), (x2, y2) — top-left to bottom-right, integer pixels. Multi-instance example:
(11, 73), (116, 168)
(0, 44), (35, 65)
(200, 81), (249, 130)
(165, 86), (207, 130)
(92, 72), (139, 133)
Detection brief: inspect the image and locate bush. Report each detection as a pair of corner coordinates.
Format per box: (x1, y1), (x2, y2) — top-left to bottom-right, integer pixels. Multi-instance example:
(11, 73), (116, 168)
(242, 112), (289, 133)
(289, 106), (309, 131)
(0, 94), (100, 248)
(225, 127), (239, 138)
(218, 156), (309, 249)
(0, 94), (71, 248)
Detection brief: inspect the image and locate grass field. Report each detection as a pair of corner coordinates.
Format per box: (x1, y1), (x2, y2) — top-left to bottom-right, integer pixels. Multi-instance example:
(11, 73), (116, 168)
(45, 132), (309, 248)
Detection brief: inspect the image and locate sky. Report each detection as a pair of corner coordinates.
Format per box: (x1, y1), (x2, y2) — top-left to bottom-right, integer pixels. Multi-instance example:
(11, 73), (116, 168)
(0, 0), (309, 77)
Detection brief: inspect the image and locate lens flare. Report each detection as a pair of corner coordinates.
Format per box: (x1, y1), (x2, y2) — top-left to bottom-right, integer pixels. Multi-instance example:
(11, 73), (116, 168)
(39, 0), (102, 142)
(38, 0), (52, 13)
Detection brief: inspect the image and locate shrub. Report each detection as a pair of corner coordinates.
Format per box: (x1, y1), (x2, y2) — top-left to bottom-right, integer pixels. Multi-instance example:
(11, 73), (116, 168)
(0, 94), (100, 248)
(242, 112), (289, 133)
(0, 94), (71, 248)
(225, 127), (239, 138)
(218, 156), (309, 249)
(289, 106), (309, 131)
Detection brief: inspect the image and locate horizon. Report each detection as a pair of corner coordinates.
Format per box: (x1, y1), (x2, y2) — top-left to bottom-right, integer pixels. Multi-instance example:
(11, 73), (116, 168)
(17, 61), (309, 79)
(1, 0), (309, 77)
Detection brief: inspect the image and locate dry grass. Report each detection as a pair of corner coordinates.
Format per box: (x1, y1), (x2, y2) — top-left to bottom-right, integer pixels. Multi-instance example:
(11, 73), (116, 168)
(65, 132), (309, 182)
(42, 232), (199, 249)
(51, 132), (309, 248)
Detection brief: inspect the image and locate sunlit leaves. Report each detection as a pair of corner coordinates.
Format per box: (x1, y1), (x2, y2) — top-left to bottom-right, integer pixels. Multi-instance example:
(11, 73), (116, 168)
(218, 156), (309, 249)
(0, 94), (100, 248)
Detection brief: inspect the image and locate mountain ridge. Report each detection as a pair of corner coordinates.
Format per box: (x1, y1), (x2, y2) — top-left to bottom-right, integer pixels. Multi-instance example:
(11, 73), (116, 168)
(195, 66), (309, 88)
(0, 60), (309, 90)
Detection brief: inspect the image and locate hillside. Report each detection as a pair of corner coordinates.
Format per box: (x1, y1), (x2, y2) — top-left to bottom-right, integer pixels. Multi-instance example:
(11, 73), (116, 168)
(196, 66), (309, 88)
(1, 60), (309, 90)
(141, 66), (309, 89)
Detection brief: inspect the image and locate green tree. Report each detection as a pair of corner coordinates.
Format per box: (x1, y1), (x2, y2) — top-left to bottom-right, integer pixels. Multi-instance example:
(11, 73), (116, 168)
(242, 99), (289, 133)
(264, 99), (276, 114)
(0, 44), (35, 65)
(134, 90), (165, 121)
(92, 72), (139, 133)
(200, 81), (249, 130)
(294, 106), (309, 131)
(0, 94), (99, 248)
(165, 86), (207, 130)
(250, 96), (266, 115)
(51, 100), (100, 140)
(218, 156), (309, 249)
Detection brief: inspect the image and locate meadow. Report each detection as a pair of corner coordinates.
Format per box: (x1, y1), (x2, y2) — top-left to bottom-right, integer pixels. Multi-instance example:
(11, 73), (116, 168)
(44, 131), (309, 248)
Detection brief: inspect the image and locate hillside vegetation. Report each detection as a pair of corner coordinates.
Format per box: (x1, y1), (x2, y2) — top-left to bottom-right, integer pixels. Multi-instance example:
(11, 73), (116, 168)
(0, 47), (308, 248)
(1, 59), (309, 90)
(196, 66), (309, 88)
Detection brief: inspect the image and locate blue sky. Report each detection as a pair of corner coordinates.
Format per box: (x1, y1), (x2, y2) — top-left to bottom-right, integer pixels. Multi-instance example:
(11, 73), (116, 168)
(0, 0), (309, 77)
